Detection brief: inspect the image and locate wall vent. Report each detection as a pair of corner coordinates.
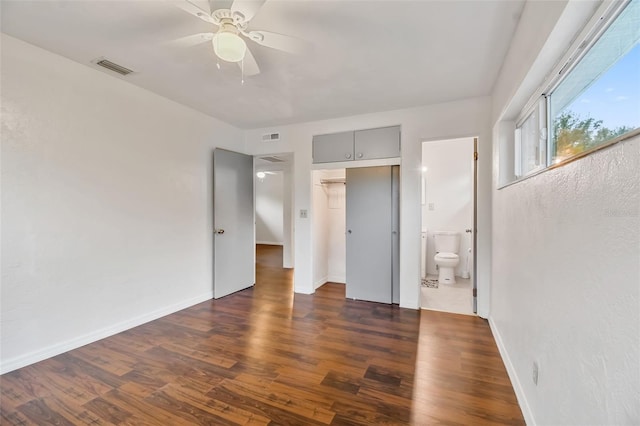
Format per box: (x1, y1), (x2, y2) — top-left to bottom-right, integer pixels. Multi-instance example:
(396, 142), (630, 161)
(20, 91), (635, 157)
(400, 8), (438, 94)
(93, 58), (134, 76)
(262, 132), (280, 142)
(259, 156), (285, 163)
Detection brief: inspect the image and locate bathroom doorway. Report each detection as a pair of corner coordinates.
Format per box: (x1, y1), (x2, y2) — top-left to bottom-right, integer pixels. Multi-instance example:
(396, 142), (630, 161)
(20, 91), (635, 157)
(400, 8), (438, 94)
(420, 137), (476, 315)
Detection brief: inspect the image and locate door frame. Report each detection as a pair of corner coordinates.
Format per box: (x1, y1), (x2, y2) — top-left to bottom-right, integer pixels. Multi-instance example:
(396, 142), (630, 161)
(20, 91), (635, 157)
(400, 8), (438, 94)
(253, 152), (295, 269)
(310, 159), (401, 300)
(420, 136), (478, 313)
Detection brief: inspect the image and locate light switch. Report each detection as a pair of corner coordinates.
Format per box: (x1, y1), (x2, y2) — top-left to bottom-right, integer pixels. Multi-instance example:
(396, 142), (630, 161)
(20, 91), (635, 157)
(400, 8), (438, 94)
(300, 209), (308, 218)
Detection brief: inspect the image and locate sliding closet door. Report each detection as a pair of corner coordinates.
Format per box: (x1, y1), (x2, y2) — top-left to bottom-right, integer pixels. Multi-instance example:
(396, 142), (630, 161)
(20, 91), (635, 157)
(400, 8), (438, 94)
(345, 166), (392, 304)
(391, 165), (400, 304)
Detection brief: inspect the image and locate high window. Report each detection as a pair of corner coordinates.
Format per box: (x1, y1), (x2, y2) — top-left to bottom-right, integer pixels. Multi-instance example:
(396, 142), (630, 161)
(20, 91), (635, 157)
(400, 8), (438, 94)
(515, 0), (640, 179)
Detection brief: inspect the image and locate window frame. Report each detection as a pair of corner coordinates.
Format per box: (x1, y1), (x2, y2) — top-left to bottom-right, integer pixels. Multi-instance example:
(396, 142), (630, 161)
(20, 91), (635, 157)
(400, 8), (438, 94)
(514, 97), (547, 178)
(509, 0), (639, 185)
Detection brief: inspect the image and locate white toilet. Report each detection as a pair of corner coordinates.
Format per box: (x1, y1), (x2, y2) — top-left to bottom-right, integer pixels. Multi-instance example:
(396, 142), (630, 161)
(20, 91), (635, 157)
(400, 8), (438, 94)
(433, 231), (460, 284)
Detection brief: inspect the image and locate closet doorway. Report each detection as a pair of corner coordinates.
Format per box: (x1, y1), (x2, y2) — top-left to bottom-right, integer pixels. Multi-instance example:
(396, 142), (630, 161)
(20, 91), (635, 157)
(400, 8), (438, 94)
(312, 165), (399, 304)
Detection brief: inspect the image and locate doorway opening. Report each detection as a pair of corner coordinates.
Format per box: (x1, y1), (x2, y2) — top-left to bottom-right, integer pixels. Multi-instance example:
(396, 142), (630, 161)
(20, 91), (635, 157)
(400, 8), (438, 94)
(420, 137), (476, 315)
(254, 153), (294, 272)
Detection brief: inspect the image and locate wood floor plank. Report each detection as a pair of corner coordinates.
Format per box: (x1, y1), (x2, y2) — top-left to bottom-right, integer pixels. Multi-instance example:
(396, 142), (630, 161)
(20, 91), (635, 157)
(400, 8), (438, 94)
(206, 379), (333, 425)
(159, 383), (272, 425)
(17, 398), (76, 426)
(1, 409), (39, 426)
(1, 245), (524, 425)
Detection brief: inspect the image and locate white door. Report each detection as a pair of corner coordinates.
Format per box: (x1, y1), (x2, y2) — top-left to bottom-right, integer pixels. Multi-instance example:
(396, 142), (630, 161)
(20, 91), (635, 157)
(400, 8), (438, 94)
(213, 148), (255, 298)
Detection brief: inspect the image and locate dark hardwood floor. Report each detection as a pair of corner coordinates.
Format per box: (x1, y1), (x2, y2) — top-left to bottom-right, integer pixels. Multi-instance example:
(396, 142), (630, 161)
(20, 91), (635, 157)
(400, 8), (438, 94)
(1, 244), (524, 425)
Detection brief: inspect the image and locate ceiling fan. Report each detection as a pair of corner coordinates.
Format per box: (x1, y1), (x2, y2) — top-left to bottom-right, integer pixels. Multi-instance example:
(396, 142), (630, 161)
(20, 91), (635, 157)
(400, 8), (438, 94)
(173, 0), (307, 76)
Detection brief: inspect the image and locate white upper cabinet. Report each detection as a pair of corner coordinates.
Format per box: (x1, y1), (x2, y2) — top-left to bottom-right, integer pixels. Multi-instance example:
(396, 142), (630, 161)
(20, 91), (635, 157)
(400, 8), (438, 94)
(312, 126), (400, 164)
(354, 126), (401, 161)
(312, 131), (355, 163)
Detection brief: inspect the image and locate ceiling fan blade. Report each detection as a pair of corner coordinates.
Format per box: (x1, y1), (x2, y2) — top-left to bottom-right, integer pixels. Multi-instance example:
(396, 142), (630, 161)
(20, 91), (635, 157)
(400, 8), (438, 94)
(231, 0), (266, 22)
(238, 47), (260, 76)
(167, 32), (214, 48)
(175, 0), (215, 24)
(246, 30), (308, 55)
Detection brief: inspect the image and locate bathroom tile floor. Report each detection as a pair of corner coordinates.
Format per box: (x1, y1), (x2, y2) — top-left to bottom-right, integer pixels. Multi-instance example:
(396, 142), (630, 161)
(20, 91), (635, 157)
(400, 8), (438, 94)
(421, 275), (474, 315)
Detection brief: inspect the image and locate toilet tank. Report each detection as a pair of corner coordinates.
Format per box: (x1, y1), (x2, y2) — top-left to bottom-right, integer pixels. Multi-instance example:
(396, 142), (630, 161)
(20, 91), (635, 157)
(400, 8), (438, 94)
(434, 231), (460, 254)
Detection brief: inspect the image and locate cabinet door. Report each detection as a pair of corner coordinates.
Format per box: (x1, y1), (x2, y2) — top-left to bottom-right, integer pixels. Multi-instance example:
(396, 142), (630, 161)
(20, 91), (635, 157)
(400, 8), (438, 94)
(312, 131), (354, 163)
(354, 126), (400, 160)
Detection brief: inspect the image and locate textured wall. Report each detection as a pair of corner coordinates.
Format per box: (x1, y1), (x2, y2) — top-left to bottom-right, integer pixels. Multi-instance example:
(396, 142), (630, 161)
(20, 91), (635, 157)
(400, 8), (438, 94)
(488, 1), (640, 423)
(1, 35), (243, 372)
(491, 137), (640, 424)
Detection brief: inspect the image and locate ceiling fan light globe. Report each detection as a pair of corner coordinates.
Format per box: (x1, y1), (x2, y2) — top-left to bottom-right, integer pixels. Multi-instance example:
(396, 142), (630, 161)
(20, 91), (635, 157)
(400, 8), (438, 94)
(212, 32), (247, 63)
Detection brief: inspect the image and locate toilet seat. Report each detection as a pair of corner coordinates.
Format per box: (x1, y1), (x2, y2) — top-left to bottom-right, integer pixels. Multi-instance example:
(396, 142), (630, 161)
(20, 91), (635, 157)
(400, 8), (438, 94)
(435, 252), (459, 260)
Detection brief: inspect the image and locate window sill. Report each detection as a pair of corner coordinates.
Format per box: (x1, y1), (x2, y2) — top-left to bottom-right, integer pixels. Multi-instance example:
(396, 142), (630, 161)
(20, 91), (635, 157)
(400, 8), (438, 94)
(497, 127), (640, 190)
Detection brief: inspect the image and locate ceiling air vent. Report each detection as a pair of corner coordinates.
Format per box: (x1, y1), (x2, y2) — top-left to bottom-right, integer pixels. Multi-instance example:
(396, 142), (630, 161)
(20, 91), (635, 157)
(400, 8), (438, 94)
(93, 58), (134, 76)
(262, 132), (280, 142)
(259, 156), (285, 163)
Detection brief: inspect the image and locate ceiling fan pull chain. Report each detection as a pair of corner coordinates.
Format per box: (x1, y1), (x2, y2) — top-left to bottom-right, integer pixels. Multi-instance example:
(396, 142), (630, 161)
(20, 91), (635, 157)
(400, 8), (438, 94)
(241, 58), (245, 85)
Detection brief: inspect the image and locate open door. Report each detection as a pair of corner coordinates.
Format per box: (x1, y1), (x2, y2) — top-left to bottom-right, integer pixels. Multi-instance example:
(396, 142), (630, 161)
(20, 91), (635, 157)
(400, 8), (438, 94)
(213, 148), (255, 298)
(473, 138), (478, 313)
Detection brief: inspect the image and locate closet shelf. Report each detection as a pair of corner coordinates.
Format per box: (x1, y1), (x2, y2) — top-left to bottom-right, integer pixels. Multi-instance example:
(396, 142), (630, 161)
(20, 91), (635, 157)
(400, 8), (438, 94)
(320, 178), (346, 185)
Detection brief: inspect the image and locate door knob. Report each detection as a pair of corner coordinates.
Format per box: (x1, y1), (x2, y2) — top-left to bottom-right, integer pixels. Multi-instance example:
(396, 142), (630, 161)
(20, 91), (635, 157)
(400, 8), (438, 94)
(345, 153), (352, 159)
(347, 229), (352, 234)
(215, 229), (225, 234)
(357, 152), (363, 158)
(465, 229), (472, 233)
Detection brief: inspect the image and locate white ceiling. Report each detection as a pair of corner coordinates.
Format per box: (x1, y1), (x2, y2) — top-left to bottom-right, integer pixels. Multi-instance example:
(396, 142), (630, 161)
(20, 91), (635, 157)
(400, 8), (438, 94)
(1, 0), (525, 129)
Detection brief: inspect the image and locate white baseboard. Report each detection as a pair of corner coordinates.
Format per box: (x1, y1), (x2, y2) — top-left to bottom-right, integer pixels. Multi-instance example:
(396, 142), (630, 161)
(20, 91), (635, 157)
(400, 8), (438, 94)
(256, 241), (283, 246)
(327, 275), (346, 284)
(489, 317), (535, 425)
(314, 276), (328, 289)
(0, 291), (214, 374)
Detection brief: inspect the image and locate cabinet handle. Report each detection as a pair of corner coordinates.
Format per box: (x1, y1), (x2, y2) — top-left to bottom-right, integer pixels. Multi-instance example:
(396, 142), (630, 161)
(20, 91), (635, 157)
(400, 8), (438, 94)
(357, 152), (363, 158)
(345, 153), (352, 159)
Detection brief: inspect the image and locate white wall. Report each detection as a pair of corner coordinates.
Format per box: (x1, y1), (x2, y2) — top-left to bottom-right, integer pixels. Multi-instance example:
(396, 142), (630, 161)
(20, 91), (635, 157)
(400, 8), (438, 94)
(0, 35), (244, 373)
(244, 96), (493, 314)
(490, 1), (640, 424)
(422, 138), (474, 277)
(282, 166), (294, 268)
(255, 171), (284, 245)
